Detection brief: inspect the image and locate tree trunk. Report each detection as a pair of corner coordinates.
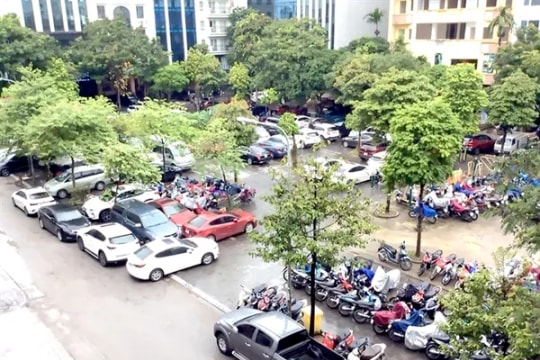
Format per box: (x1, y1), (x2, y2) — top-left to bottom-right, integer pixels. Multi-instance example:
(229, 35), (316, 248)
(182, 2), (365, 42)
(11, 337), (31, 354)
(233, 170), (238, 183)
(286, 263), (293, 317)
(385, 194), (391, 213)
(114, 180), (120, 204)
(220, 165), (232, 209)
(501, 129), (507, 155)
(291, 135), (298, 168)
(27, 155), (36, 186)
(70, 156), (76, 191)
(129, 77), (136, 95)
(415, 183), (426, 257)
(167, 91), (172, 101)
(97, 81), (103, 95)
(116, 89), (121, 109)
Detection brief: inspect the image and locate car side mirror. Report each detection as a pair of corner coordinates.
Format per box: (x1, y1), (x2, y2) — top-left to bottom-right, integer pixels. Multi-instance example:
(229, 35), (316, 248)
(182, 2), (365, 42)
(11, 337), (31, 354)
(233, 218), (239, 222)
(134, 223), (142, 228)
(187, 248), (193, 254)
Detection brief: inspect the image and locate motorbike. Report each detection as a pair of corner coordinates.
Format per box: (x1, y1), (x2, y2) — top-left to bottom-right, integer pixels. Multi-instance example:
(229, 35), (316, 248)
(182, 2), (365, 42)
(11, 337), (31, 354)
(347, 343), (387, 360)
(423, 190), (452, 211)
(371, 267), (401, 295)
(377, 241), (412, 271)
(305, 271), (341, 296)
(314, 274), (354, 302)
(282, 264), (329, 289)
(408, 203), (438, 224)
(454, 261), (479, 289)
(371, 301), (409, 335)
(388, 310), (425, 342)
(418, 249), (443, 277)
(236, 284), (277, 309)
(391, 282), (441, 310)
(321, 329), (356, 356)
(502, 257), (523, 280)
(395, 187), (418, 207)
(277, 299), (307, 323)
(256, 287), (279, 311)
(337, 289), (383, 317)
(449, 198), (479, 222)
(425, 333), (452, 360)
(430, 254), (457, 281)
(441, 257), (465, 286)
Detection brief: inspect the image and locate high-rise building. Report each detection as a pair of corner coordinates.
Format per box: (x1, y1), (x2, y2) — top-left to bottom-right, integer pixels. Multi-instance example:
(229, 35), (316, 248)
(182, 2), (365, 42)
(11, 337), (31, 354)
(386, 0), (538, 84)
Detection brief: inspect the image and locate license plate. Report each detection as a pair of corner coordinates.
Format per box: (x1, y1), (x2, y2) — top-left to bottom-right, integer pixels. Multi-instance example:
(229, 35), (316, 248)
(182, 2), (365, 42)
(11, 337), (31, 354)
(364, 152), (368, 156)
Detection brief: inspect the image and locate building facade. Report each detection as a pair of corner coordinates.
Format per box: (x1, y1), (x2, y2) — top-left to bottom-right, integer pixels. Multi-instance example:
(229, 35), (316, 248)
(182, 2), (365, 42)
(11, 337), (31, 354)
(386, 0), (537, 84)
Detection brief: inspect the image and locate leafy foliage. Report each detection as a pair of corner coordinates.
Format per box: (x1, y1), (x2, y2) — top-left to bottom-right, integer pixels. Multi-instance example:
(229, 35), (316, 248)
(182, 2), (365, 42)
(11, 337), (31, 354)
(488, 6), (515, 46)
(227, 7), (257, 43)
(228, 12), (272, 70)
(441, 248), (540, 360)
(210, 99), (257, 147)
(494, 25), (540, 82)
(0, 14), (59, 78)
(182, 47), (226, 110)
(364, 8), (384, 36)
(278, 112), (299, 167)
(382, 99), (462, 255)
(249, 157), (377, 267)
(346, 36), (390, 54)
(228, 63), (251, 100)
(151, 62), (189, 100)
(258, 88), (279, 109)
(440, 63), (488, 136)
(103, 142), (161, 185)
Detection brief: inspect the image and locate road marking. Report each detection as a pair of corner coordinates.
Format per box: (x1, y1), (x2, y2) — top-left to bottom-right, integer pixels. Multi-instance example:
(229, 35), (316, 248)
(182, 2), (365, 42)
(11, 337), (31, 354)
(170, 274), (231, 314)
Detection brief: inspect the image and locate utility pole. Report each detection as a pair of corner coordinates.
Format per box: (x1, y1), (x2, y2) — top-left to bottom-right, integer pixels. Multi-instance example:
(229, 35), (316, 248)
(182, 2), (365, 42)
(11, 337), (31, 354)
(309, 182), (318, 336)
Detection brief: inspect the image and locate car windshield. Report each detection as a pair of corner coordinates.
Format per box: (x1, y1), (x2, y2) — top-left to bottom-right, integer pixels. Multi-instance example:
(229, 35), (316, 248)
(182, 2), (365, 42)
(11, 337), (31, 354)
(179, 239), (198, 248)
(110, 234), (137, 245)
(170, 145), (190, 157)
(251, 147), (266, 154)
(54, 171), (71, 182)
(56, 210), (82, 222)
(163, 203), (184, 216)
(29, 192), (51, 200)
(188, 216), (207, 228)
(134, 246), (153, 260)
(496, 138), (513, 145)
(140, 211), (168, 227)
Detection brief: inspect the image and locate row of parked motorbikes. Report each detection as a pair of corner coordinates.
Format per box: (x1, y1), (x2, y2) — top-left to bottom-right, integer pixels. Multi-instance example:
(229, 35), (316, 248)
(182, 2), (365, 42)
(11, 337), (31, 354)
(160, 175), (256, 211)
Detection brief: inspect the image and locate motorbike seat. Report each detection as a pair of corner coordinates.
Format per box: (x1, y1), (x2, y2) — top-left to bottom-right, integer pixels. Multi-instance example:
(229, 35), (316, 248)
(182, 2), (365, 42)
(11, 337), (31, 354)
(360, 344), (384, 360)
(350, 337), (369, 352)
(447, 254), (457, 262)
(424, 286), (441, 299)
(455, 258), (465, 266)
(432, 250), (443, 259)
(431, 333), (450, 343)
(290, 301), (304, 314)
(253, 284), (267, 294)
(382, 244), (397, 256)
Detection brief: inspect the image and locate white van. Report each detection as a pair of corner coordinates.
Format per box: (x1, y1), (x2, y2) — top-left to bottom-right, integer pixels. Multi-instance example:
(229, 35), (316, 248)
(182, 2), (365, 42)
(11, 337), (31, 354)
(151, 139), (195, 171)
(494, 133), (531, 154)
(43, 164), (108, 199)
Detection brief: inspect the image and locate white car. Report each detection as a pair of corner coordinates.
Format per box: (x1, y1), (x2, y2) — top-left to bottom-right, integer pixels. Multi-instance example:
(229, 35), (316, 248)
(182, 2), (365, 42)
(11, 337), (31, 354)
(76, 223), (141, 267)
(367, 151), (388, 172)
(126, 237), (219, 282)
(294, 115), (312, 128)
(11, 187), (56, 216)
(334, 163), (374, 184)
(310, 123), (341, 141)
(81, 184), (160, 222)
(267, 128), (321, 149)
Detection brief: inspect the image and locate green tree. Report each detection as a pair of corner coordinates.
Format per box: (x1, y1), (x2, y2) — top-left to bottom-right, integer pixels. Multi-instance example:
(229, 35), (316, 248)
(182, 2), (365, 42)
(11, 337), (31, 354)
(103, 142), (161, 198)
(258, 88), (279, 112)
(228, 12), (272, 70)
(494, 25), (540, 82)
(489, 6), (515, 46)
(227, 7), (257, 42)
(382, 99), (462, 256)
(151, 62), (189, 100)
(423, 64), (448, 91)
(210, 99), (257, 149)
(25, 97), (117, 192)
(488, 70), (538, 154)
(250, 157), (376, 316)
(441, 248), (540, 360)
(364, 8), (384, 36)
(347, 36), (390, 54)
(0, 14), (60, 79)
(440, 63), (488, 138)
(278, 112), (299, 167)
(228, 63), (251, 100)
(68, 18), (167, 105)
(182, 47), (226, 110)
(251, 18), (328, 101)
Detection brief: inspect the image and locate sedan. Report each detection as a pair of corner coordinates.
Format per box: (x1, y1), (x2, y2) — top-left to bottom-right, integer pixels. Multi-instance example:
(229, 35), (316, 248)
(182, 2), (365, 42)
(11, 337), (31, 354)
(148, 198), (187, 219)
(238, 145), (272, 165)
(463, 133), (496, 154)
(181, 210), (257, 241)
(341, 131), (373, 149)
(334, 163), (374, 184)
(11, 187), (56, 216)
(255, 140), (287, 159)
(126, 237), (219, 282)
(38, 204), (91, 242)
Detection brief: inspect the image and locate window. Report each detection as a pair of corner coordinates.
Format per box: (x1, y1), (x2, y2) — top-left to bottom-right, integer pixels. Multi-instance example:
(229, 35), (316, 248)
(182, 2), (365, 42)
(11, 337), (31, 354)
(222, 216), (236, 224)
(134, 246), (153, 260)
(90, 230), (106, 241)
(255, 331), (274, 347)
(170, 247), (188, 255)
(112, 204), (125, 215)
(51, 0), (65, 31)
(110, 234), (136, 245)
(140, 211), (168, 227)
(65, 0), (75, 31)
(530, 20), (540, 27)
(416, 24), (432, 39)
(486, 0), (496, 6)
(524, 0), (530, 5)
(399, 0), (407, 13)
(505, 0), (512, 6)
(521, 20), (528, 27)
(483, 27), (492, 39)
(237, 325), (256, 339)
(188, 216), (207, 228)
(200, 20), (205, 30)
(155, 249), (172, 258)
(257, 0), (262, 4)
(16, 191), (27, 199)
(447, 0), (458, 8)
(136, 5), (144, 18)
(126, 212), (141, 224)
(199, 0), (203, 9)
(209, 217), (225, 226)
(267, 0), (272, 4)
(21, 0), (36, 30)
(97, 5), (106, 19)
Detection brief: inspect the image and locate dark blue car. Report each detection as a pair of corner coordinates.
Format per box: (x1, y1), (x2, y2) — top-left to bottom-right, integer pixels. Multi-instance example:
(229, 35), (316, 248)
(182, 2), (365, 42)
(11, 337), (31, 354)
(255, 140), (287, 159)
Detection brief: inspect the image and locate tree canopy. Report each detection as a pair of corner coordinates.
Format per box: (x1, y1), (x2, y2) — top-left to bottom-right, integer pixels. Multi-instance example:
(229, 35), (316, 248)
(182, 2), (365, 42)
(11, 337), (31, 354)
(102, 142), (161, 187)
(209, 99), (256, 147)
(228, 62), (251, 100)
(228, 12), (272, 70)
(150, 62), (189, 100)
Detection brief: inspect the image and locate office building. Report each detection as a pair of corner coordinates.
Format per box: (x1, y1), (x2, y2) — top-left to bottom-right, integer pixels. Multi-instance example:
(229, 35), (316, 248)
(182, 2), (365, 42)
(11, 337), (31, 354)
(386, 0), (539, 84)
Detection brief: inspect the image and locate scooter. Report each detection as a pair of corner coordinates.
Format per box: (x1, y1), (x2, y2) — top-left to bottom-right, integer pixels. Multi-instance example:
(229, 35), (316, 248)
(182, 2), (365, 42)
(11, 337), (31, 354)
(418, 249), (443, 277)
(377, 241), (412, 271)
(430, 254), (457, 281)
(337, 290), (383, 317)
(322, 329), (356, 356)
(277, 299), (307, 323)
(236, 284), (277, 309)
(405, 311), (447, 351)
(371, 301), (409, 335)
(347, 343), (387, 360)
(425, 334), (452, 360)
(388, 310), (425, 342)
(441, 258), (465, 286)
(314, 274), (354, 302)
(408, 203), (438, 224)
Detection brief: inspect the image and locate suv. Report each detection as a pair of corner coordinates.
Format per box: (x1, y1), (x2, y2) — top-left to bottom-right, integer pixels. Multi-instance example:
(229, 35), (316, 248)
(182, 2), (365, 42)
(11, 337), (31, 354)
(309, 123), (341, 141)
(151, 139), (195, 171)
(110, 199), (179, 243)
(0, 152), (30, 176)
(43, 164), (108, 199)
(359, 135), (389, 161)
(463, 133), (496, 154)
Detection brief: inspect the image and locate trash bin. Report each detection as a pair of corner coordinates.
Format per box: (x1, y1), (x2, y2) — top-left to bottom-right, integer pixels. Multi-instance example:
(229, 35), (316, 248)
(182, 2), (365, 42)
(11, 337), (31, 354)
(301, 305), (323, 335)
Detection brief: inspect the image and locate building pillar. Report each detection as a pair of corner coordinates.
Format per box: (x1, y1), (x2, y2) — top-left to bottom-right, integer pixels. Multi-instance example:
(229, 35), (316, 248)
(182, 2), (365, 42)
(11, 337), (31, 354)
(31, 0), (44, 32)
(327, 0), (333, 48)
(314, 0), (319, 22)
(180, 0), (188, 60)
(163, 0), (173, 63)
(46, 0), (55, 31)
(307, 0), (312, 19)
(321, 0), (326, 28)
(73, 0), (81, 31)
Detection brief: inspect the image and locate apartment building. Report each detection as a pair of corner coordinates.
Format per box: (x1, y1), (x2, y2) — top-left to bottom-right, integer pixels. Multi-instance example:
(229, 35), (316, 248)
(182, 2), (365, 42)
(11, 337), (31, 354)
(386, 0), (538, 85)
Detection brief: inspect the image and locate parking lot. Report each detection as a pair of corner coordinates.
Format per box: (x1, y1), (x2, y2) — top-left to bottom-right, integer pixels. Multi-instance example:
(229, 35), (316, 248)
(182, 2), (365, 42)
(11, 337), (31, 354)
(0, 141), (516, 360)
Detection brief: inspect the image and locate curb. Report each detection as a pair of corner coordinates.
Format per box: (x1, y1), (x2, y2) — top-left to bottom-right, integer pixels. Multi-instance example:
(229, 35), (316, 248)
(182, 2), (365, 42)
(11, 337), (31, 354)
(170, 274), (231, 314)
(9, 174), (32, 189)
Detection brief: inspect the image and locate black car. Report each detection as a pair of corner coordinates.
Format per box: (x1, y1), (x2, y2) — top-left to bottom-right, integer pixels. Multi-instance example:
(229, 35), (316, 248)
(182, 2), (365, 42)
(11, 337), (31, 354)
(341, 133), (373, 148)
(255, 140), (287, 159)
(238, 145), (272, 165)
(259, 122), (280, 136)
(0, 153), (31, 176)
(38, 204), (91, 242)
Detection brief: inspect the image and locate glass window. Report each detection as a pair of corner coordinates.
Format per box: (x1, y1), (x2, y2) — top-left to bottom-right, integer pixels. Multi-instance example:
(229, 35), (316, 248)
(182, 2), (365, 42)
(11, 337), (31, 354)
(50, 0), (65, 31)
(155, 249), (172, 258)
(78, 0), (89, 28)
(237, 325), (256, 339)
(136, 5), (144, 18)
(524, 0), (530, 4)
(29, 192), (51, 200)
(135, 246), (153, 260)
(531, 20), (540, 26)
(56, 209), (83, 222)
(163, 203), (184, 217)
(521, 20), (528, 27)
(255, 331), (273, 347)
(21, 0), (36, 30)
(39, 0), (51, 32)
(126, 212), (141, 224)
(110, 234), (137, 244)
(140, 211), (168, 227)
(65, 0), (75, 31)
(188, 216), (207, 228)
(170, 247), (188, 255)
(200, 20), (205, 30)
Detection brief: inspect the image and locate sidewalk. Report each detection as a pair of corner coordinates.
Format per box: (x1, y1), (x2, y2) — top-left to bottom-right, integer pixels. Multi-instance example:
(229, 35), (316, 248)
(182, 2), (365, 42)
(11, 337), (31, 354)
(0, 234), (73, 360)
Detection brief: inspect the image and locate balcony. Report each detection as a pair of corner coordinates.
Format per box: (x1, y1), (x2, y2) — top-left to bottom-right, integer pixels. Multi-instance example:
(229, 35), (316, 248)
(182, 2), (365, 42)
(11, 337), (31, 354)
(209, 27), (227, 36)
(393, 14), (412, 25)
(208, 8), (230, 18)
(209, 45), (229, 55)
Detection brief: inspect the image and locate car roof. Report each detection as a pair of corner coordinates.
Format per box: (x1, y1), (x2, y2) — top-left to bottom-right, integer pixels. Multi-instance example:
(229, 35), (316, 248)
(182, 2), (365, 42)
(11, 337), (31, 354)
(146, 238), (182, 252)
(249, 145), (268, 152)
(92, 223), (132, 237)
(23, 187), (50, 194)
(248, 312), (304, 338)
(115, 199), (156, 213)
(70, 164), (103, 172)
(44, 203), (79, 213)
(314, 123), (336, 128)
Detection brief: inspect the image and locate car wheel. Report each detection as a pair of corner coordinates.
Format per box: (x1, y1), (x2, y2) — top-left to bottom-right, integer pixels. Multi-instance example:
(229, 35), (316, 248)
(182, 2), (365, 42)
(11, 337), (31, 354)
(98, 251), (108, 267)
(343, 141), (349, 148)
(201, 252), (214, 265)
(77, 237), (85, 251)
(207, 234), (216, 242)
(1, 168), (10, 176)
(247, 158), (253, 165)
(99, 209), (112, 222)
(57, 190), (68, 199)
(474, 147), (480, 155)
(23, 207), (30, 217)
(216, 333), (232, 355)
(38, 217), (45, 229)
(95, 181), (105, 191)
(56, 229), (64, 242)
(244, 222), (254, 233)
(149, 268), (164, 282)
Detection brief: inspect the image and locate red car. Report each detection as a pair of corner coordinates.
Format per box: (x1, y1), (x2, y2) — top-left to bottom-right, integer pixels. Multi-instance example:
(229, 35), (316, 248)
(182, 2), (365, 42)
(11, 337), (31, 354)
(359, 136), (389, 161)
(463, 133), (496, 154)
(181, 209), (257, 241)
(147, 199), (195, 225)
